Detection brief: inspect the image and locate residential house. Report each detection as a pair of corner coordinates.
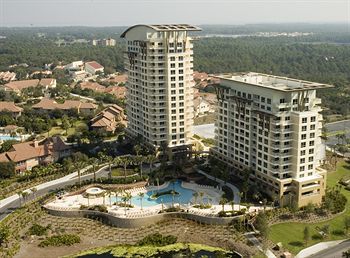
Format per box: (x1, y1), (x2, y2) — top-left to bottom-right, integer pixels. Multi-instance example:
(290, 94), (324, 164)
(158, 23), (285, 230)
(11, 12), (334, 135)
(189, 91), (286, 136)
(64, 61), (84, 71)
(0, 71), (16, 82)
(107, 74), (127, 85)
(79, 81), (106, 92)
(85, 61), (104, 75)
(3, 79), (56, 94)
(2, 125), (23, 135)
(90, 104), (126, 133)
(0, 136), (72, 173)
(32, 98), (97, 115)
(104, 86), (126, 98)
(0, 101), (23, 118)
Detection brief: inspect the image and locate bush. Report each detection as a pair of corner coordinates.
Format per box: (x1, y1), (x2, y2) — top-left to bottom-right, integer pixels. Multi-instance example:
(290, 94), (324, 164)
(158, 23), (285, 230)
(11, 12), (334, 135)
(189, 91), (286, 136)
(137, 233), (177, 246)
(28, 224), (50, 236)
(88, 205), (108, 213)
(38, 234), (80, 247)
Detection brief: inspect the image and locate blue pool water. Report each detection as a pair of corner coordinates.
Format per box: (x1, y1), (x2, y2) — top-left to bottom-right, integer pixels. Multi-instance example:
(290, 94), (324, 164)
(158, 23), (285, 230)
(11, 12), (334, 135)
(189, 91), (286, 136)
(110, 180), (196, 207)
(0, 135), (20, 141)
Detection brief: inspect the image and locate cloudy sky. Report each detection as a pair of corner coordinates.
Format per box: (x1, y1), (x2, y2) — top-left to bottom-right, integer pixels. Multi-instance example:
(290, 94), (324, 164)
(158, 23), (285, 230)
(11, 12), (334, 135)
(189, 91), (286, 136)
(0, 0), (349, 27)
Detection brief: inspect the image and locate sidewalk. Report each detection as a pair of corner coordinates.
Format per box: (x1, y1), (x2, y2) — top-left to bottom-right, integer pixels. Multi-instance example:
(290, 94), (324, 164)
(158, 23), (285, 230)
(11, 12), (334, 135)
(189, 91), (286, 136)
(295, 240), (345, 258)
(245, 232), (277, 258)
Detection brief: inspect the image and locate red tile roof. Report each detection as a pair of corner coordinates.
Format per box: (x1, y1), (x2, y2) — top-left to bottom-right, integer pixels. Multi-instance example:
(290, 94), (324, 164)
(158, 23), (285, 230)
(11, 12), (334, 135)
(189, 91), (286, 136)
(0, 102), (23, 113)
(85, 61), (104, 70)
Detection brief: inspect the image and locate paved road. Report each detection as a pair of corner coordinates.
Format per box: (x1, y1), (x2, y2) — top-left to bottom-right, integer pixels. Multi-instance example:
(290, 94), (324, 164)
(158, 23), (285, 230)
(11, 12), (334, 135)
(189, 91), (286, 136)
(0, 166), (109, 221)
(308, 240), (350, 258)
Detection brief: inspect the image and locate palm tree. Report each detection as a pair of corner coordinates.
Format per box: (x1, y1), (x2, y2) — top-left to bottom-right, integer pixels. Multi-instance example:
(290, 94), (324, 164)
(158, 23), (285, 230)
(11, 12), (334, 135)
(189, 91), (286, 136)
(229, 200), (235, 212)
(121, 194), (128, 216)
(134, 144), (142, 156)
(171, 190), (176, 208)
(146, 154), (157, 174)
(106, 155), (114, 180)
(262, 198), (267, 211)
(114, 189), (121, 205)
(90, 157), (99, 182)
(118, 155), (132, 180)
(220, 197), (228, 212)
(108, 191), (113, 207)
(72, 153), (88, 186)
(138, 192), (145, 210)
(134, 155), (145, 178)
(192, 192), (198, 205)
(31, 187), (37, 199)
(199, 192), (204, 206)
(103, 192), (106, 206)
(87, 194), (90, 206)
(238, 192), (243, 211)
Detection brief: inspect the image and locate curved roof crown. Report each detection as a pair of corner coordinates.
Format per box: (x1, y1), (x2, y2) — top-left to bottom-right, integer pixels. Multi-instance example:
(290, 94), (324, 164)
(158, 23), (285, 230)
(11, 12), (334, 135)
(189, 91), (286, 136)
(120, 24), (201, 38)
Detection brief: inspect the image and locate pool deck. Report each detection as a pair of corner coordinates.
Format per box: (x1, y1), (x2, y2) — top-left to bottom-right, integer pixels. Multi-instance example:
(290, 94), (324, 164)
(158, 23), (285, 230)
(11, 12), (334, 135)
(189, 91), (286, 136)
(45, 181), (266, 219)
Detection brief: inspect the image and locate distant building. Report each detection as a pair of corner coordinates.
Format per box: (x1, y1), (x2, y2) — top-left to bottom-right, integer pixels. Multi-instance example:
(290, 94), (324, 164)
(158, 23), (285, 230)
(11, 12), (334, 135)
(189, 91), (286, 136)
(91, 38), (116, 46)
(0, 71), (16, 82)
(0, 136), (72, 173)
(85, 61), (104, 75)
(107, 74), (127, 85)
(212, 72), (333, 208)
(32, 98), (97, 114)
(0, 102), (23, 118)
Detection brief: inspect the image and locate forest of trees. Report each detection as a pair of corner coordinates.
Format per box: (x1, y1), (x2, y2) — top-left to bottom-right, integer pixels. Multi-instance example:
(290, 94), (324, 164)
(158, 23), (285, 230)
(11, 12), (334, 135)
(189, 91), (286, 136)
(0, 24), (349, 116)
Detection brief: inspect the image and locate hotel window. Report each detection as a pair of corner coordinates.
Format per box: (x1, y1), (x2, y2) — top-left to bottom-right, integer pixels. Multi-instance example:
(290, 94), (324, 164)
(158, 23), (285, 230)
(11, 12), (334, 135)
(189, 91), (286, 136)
(301, 150), (306, 155)
(310, 132), (315, 138)
(309, 148), (314, 154)
(301, 134), (307, 140)
(300, 166), (305, 171)
(308, 164), (313, 170)
(310, 124), (316, 130)
(311, 116), (316, 122)
(302, 126), (307, 131)
(267, 98), (271, 104)
(170, 57), (175, 61)
(302, 117), (307, 123)
(309, 140), (315, 146)
(301, 142), (306, 148)
(280, 98), (285, 103)
(179, 56), (183, 61)
(300, 158), (305, 164)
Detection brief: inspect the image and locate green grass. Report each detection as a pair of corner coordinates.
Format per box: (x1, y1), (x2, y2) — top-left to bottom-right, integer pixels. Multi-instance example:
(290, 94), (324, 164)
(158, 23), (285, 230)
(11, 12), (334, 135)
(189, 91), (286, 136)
(269, 160), (350, 255)
(111, 168), (136, 177)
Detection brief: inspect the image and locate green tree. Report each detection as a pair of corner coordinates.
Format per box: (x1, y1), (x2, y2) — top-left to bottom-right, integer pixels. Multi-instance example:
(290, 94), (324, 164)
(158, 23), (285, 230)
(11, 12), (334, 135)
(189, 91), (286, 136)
(220, 197), (228, 212)
(0, 161), (15, 179)
(344, 216), (350, 235)
(303, 226), (311, 245)
(0, 139), (19, 153)
(0, 225), (10, 245)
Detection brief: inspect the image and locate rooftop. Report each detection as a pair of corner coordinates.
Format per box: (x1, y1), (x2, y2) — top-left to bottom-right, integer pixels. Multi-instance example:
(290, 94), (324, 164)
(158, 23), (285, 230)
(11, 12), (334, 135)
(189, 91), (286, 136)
(121, 24), (201, 38)
(216, 72), (334, 92)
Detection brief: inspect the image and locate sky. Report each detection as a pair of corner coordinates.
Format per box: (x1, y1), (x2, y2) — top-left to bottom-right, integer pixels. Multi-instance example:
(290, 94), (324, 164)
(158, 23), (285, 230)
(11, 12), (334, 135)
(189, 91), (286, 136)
(0, 0), (349, 27)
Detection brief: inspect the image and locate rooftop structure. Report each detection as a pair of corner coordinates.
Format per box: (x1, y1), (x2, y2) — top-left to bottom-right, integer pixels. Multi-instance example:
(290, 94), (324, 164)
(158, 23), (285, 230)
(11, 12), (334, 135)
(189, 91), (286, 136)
(217, 72), (333, 92)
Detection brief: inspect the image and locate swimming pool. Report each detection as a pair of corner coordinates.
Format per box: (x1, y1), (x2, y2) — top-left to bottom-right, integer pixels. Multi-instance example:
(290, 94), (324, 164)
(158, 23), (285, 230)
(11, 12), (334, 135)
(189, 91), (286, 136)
(110, 180), (196, 207)
(0, 135), (21, 141)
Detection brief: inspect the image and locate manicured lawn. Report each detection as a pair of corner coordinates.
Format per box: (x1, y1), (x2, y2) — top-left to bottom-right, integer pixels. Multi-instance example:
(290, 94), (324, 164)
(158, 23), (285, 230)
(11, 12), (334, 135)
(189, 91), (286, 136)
(111, 168), (137, 177)
(269, 160), (350, 255)
(66, 121), (88, 136)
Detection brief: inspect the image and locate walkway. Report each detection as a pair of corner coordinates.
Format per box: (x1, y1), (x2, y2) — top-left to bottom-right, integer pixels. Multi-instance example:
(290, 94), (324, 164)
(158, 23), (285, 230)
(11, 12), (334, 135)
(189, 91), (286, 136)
(296, 239), (349, 258)
(195, 168), (241, 203)
(245, 232), (277, 258)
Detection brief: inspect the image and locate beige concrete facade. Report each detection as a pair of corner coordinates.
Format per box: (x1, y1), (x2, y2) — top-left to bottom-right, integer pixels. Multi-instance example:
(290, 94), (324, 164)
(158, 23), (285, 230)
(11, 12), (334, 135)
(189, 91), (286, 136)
(121, 24), (201, 154)
(211, 72), (333, 207)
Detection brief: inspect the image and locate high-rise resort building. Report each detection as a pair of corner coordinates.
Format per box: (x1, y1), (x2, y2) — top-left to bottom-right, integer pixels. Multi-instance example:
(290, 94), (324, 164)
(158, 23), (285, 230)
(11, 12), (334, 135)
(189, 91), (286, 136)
(212, 72), (333, 207)
(120, 24), (201, 158)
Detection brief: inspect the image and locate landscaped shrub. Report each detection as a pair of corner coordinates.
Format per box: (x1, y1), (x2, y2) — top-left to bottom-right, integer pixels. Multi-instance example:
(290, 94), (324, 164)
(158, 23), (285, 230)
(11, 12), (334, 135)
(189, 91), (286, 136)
(38, 234), (80, 247)
(28, 224), (50, 236)
(137, 233), (177, 246)
(323, 187), (347, 213)
(193, 204), (212, 209)
(88, 205), (108, 213)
